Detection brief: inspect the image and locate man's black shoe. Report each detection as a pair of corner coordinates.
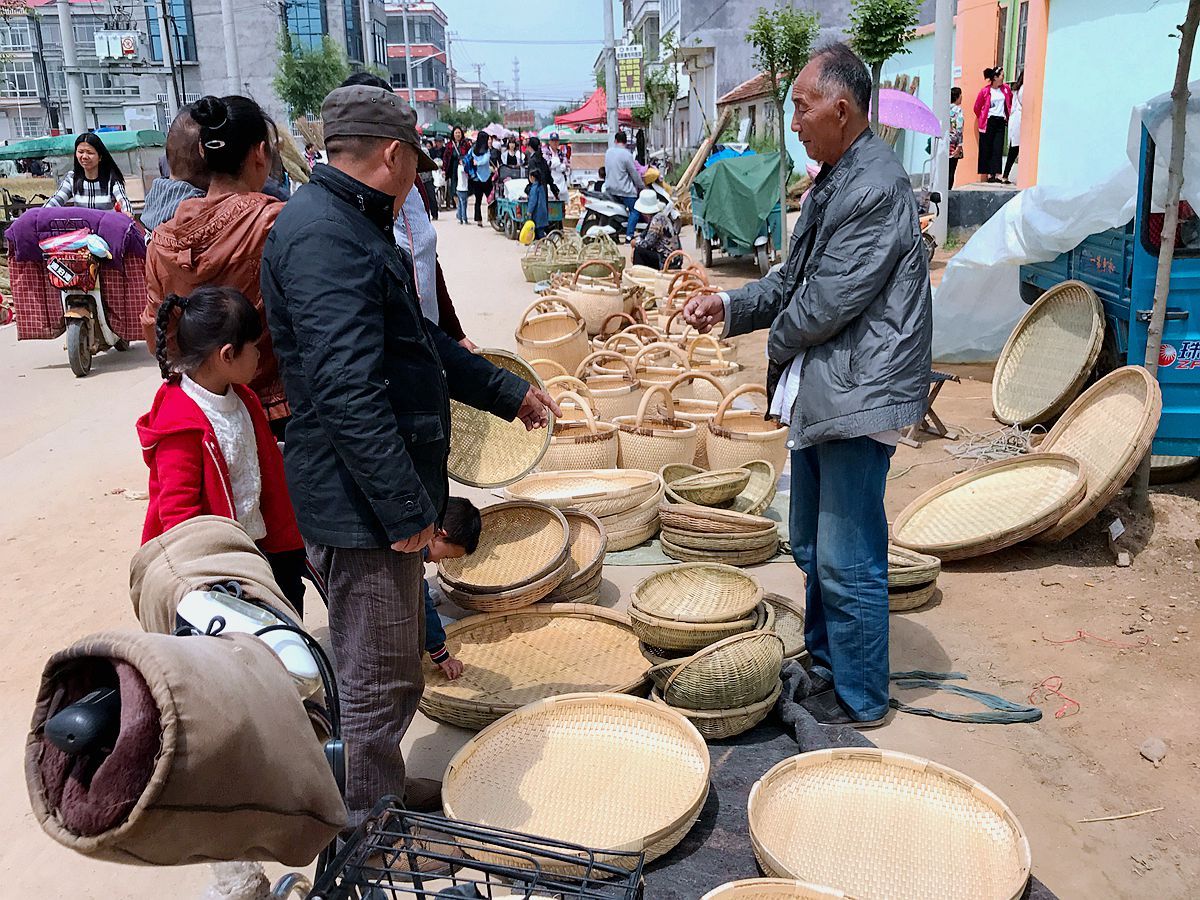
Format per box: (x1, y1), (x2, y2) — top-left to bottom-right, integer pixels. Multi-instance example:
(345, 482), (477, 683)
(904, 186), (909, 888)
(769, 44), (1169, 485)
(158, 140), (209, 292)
(801, 689), (888, 729)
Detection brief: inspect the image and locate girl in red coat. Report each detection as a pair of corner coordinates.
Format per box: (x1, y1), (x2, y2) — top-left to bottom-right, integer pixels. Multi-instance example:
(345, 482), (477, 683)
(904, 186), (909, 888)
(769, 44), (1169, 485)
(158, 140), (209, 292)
(137, 285), (308, 613)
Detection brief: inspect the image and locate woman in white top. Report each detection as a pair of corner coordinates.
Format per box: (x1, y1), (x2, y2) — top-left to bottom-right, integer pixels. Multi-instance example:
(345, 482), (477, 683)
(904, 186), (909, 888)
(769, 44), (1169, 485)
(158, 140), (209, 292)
(43, 133), (132, 214)
(1002, 70), (1025, 184)
(972, 67), (1013, 184)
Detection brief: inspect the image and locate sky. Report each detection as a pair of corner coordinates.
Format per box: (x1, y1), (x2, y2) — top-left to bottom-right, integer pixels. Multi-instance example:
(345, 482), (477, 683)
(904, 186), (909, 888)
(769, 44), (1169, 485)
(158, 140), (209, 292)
(433, 0), (622, 116)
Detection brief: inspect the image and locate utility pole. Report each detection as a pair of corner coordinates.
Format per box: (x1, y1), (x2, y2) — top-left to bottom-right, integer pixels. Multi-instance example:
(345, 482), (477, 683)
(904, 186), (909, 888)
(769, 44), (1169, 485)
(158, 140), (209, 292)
(447, 31), (456, 106)
(400, 0), (416, 107)
(56, 0), (86, 131)
(220, 0), (242, 95)
(512, 56), (520, 109)
(930, 0), (952, 246)
(494, 80), (504, 113)
(155, 0), (181, 118)
(602, 0), (618, 140)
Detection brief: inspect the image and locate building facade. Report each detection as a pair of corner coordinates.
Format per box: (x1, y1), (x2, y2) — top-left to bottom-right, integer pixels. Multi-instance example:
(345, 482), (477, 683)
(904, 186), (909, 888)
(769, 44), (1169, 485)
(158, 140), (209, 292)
(385, 1), (449, 124)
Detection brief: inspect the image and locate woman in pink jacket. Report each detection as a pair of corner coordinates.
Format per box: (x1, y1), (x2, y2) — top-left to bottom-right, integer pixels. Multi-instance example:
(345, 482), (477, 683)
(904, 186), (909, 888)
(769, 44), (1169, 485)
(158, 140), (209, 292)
(973, 67), (1013, 184)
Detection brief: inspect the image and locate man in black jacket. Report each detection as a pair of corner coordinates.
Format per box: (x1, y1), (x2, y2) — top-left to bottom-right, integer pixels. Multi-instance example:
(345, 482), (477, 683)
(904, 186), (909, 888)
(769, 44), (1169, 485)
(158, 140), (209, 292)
(261, 84), (556, 824)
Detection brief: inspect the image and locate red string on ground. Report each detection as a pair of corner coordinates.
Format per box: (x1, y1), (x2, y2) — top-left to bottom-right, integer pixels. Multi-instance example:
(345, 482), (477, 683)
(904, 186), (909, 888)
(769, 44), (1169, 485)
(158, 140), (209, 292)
(1042, 629), (1149, 649)
(1030, 675), (1081, 718)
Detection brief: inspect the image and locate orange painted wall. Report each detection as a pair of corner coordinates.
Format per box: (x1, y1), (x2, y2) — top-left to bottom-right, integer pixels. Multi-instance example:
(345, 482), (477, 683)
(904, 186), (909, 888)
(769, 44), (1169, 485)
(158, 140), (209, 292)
(955, 0), (1003, 185)
(1017, 1), (1049, 188)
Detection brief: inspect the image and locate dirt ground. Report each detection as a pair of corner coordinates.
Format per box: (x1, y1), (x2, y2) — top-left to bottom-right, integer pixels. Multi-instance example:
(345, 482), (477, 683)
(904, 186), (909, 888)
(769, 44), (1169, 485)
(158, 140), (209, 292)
(0, 214), (1196, 898)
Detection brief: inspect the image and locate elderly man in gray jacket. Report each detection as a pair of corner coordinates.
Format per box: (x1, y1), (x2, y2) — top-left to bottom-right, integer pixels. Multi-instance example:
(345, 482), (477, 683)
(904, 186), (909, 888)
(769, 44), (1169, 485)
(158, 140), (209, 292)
(685, 43), (931, 727)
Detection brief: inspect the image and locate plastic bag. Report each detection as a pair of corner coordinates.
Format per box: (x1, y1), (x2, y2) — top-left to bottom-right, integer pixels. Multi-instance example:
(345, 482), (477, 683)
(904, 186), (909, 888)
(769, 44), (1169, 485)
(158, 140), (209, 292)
(519, 219), (536, 244)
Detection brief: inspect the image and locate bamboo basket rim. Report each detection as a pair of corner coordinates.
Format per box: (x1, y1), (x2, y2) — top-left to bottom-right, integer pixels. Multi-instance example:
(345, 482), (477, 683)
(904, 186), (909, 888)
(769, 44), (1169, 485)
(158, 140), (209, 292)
(558, 508), (608, 588)
(748, 748), (1032, 900)
(659, 500), (776, 533)
(629, 603), (760, 634)
(632, 561), (764, 623)
(660, 526), (779, 551)
(651, 678), (782, 723)
(660, 534), (780, 566)
(669, 467), (752, 505)
(638, 600), (775, 660)
(699, 878), (846, 900)
(763, 593), (807, 660)
(437, 557), (569, 613)
(891, 453), (1086, 560)
(438, 500), (570, 594)
(506, 469), (661, 513)
(649, 629), (785, 697)
(887, 544), (942, 588)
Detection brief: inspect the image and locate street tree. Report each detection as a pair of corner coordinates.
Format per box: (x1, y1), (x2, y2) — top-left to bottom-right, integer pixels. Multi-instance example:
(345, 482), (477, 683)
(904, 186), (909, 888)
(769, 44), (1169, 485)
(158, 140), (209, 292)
(747, 5), (820, 255)
(274, 34), (350, 120)
(849, 0), (922, 132)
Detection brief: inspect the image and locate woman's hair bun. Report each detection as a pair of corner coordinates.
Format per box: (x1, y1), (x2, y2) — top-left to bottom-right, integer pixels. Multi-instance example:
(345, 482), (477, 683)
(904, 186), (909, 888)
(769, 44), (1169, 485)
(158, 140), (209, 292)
(191, 95), (228, 129)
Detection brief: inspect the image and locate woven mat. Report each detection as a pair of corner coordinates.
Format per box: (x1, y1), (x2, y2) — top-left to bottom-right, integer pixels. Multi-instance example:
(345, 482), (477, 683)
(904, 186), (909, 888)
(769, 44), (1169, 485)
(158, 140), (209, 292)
(605, 493), (791, 566)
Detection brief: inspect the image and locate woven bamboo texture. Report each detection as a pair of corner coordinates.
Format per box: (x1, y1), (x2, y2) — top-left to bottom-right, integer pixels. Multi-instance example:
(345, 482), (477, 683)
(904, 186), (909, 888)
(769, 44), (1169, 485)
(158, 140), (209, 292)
(439, 501), (569, 594)
(992, 280), (1105, 426)
(670, 467), (751, 506)
(764, 593), (806, 660)
(633, 563), (763, 623)
(604, 515), (661, 552)
(547, 566), (604, 604)
(629, 603), (762, 651)
(888, 581), (937, 612)
(539, 392), (619, 471)
(1037, 366), (1162, 542)
(555, 260), (625, 336)
(891, 453), (1086, 560)
(506, 469), (661, 517)
(437, 559), (569, 613)
(887, 545), (942, 588)
(707, 385), (789, 474)
(661, 523), (779, 551)
(648, 630), (784, 710)
(449, 350), (551, 488)
(659, 501), (777, 535)
(1150, 455), (1200, 483)
(514, 299), (590, 373)
(748, 749), (1032, 900)
(614, 384), (699, 470)
(661, 535), (780, 566)
(443, 693), (710, 871)
(651, 679), (782, 740)
(554, 509), (608, 591)
(420, 607), (647, 730)
(700, 879), (845, 900)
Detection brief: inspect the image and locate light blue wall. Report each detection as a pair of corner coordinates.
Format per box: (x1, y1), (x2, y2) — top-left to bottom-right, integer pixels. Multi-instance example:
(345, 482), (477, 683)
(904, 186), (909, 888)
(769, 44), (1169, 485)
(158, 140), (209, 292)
(1039, 0), (1199, 186)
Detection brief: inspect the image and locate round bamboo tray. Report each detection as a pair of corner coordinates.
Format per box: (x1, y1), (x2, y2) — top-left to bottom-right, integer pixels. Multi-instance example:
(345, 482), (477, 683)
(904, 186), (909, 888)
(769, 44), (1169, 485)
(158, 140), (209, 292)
(891, 453), (1086, 560)
(555, 509), (608, 592)
(420, 605), (647, 730)
(707, 385), (789, 474)
(506, 469), (661, 518)
(547, 566), (604, 604)
(437, 558), (569, 613)
(1150, 455), (1200, 484)
(700, 879), (844, 900)
(889, 581), (937, 612)
(669, 467), (752, 506)
(659, 501), (777, 535)
(887, 545), (942, 588)
(448, 350), (552, 488)
(661, 524), (779, 552)
(632, 562), (763, 623)
(748, 749), (1032, 900)
(1037, 366), (1162, 542)
(650, 679), (781, 740)
(764, 593), (806, 660)
(438, 501), (569, 594)
(514, 298), (590, 374)
(647, 630), (784, 710)
(992, 280), (1104, 426)
(629, 602), (763, 652)
(539, 391), (619, 471)
(661, 534), (780, 566)
(614, 383), (699, 471)
(443, 693), (710, 871)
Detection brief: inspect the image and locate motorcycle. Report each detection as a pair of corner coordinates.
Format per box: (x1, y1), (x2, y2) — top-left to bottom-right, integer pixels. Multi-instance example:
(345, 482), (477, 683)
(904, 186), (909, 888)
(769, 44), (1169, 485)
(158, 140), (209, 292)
(40, 227), (127, 377)
(577, 178), (671, 242)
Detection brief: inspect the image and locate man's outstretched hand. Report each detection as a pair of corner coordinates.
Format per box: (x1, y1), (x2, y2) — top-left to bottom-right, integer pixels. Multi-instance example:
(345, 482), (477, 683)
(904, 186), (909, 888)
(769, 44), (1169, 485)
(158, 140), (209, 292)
(517, 386), (561, 430)
(682, 293), (726, 334)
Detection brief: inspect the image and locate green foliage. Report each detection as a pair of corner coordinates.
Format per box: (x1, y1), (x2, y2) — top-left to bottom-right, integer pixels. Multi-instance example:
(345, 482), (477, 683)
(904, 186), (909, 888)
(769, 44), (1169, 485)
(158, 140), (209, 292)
(746, 6), (821, 106)
(274, 34), (350, 120)
(551, 104), (575, 119)
(435, 104), (502, 131)
(595, 68), (605, 90)
(848, 0), (921, 67)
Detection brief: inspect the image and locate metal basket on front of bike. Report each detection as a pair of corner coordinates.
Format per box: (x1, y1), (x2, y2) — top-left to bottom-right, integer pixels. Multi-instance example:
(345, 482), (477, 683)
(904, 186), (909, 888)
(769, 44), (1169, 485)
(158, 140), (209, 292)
(308, 801), (645, 899)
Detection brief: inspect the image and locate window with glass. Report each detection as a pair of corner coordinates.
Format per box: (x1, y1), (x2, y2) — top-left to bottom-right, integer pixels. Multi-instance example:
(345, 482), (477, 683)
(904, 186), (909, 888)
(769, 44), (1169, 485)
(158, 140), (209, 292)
(144, 0), (198, 62)
(995, 3), (1008, 69)
(287, 0), (328, 51)
(1141, 138), (1200, 257)
(344, 0), (364, 62)
(1015, 1), (1029, 76)
(1, 60), (38, 97)
(16, 115), (44, 137)
(643, 15), (659, 61)
(0, 21), (32, 52)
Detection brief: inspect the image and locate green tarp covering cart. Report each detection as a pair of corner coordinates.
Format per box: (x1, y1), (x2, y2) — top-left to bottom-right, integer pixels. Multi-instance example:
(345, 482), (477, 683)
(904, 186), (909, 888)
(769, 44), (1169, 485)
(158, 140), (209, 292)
(691, 151), (785, 276)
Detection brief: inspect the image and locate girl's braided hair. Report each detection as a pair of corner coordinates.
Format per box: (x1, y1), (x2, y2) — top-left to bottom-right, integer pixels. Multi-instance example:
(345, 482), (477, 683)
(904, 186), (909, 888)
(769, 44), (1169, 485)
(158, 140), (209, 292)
(154, 286), (262, 379)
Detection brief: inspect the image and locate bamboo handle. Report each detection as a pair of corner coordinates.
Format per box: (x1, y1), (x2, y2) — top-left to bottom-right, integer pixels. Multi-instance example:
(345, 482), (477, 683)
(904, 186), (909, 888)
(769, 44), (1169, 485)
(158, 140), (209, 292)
(713, 382), (769, 425)
(598, 312), (638, 339)
(633, 341), (688, 371)
(576, 349), (635, 380)
(545, 374), (593, 397)
(660, 249), (696, 273)
(573, 258), (621, 287)
(554, 390), (598, 432)
(686, 333), (724, 367)
(668, 369), (728, 400)
(635, 382), (676, 426)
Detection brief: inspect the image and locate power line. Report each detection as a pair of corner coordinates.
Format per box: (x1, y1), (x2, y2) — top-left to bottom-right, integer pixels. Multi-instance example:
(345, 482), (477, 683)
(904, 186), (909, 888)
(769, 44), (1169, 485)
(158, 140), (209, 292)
(452, 38), (602, 45)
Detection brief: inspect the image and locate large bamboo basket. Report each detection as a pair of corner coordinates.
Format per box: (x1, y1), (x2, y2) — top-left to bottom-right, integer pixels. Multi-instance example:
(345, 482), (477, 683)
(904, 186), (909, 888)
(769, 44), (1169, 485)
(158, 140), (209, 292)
(437, 559), (570, 613)
(667, 371), (725, 466)
(1036, 366), (1162, 542)
(992, 280), (1105, 426)
(438, 500), (569, 594)
(748, 749), (1032, 900)
(632, 561), (763, 623)
(574, 350), (643, 419)
(669, 467), (752, 506)
(686, 334), (745, 400)
(707, 385), (789, 474)
(629, 603), (763, 652)
(506, 469), (662, 518)
(539, 391), (619, 471)
(647, 630), (784, 710)
(892, 453), (1086, 560)
(613, 384), (699, 471)
(763, 593), (806, 660)
(420, 605), (646, 731)
(443, 693), (710, 871)
(553, 260), (625, 337)
(650, 680), (782, 740)
(700, 879), (844, 900)
(514, 298), (589, 373)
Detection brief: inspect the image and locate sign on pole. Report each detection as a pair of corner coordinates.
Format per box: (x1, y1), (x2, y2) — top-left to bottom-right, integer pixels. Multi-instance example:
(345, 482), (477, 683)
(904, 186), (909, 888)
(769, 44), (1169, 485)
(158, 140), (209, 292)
(616, 44), (645, 107)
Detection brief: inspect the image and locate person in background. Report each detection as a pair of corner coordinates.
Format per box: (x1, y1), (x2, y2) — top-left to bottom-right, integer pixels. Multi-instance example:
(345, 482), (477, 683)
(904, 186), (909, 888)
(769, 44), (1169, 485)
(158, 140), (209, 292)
(261, 122), (292, 203)
(1002, 70), (1024, 184)
(139, 285), (307, 614)
(44, 133), (131, 214)
(466, 132), (493, 226)
(500, 136), (522, 169)
(143, 95), (290, 438)
(442, 126), (470, 210)
(544, 132), (570, 198)
(630, 191), (681, 270)
(947, 86), (963, 189)
(422, 497), (481, 681)
(973, 66), (1012, 184)
(525, 135), (558, 240)
(603, 131), (643, 242)
(304, 142), (317, 168)
(683, 43), (931, 728)
(142, 105), (211, 233)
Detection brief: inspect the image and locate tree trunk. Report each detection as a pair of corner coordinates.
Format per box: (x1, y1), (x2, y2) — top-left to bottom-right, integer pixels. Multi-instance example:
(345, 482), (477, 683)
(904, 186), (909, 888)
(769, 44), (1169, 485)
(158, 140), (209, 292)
(777, 96), (789, 257)
(871, 62), (883, 132)
(1131, 0), (1200, 510)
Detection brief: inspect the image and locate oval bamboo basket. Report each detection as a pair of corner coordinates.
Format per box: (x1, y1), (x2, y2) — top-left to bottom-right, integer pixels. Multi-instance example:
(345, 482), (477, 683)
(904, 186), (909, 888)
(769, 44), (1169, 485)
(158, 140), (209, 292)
(763, 593), (806, 660)
(660, 534), (780, 566)
(420, 605), (648, 731)
(574, 350), (643, 420)
(1036, 366), (1162, 542)
(555, 259), (625, 337)
(438, 501), (569, 594)
(554, 509), (608, 593)
(438, 557), (570, 614)
(663, 459), (778, 516)
(892, 453), (1087, 560)
(598, 479), (665, 532)
(700, 879), (845, 900)
(888, 581), (938, 612)
(632, 562), (764, 623)
(660, 525), (779, 552)
(539, 391), (619, 471)
(544, 373), (592, 401)
(669, 467), (752, 506)
(443, 693), (711, 872)
(647, 630), (784, 710)
(629, 603), (762, 652)
(604, 515), (661, 552)
(613, 384), (699, 471)
(748, 749), (1032, 900)
(514, 298), (590, 374)
(650, 679), (782, 740)
(707, 384), (789, 474)
(640, 602), (775, 663)
(992, 280), (1105, 426)
(659, 501), (777, 535)
(448, 349), (552, 488)
(686, 334), (745, 400)
(887, 545), (942, 588)
(506, 469), (662, 518)
(593, 312), (642, 347)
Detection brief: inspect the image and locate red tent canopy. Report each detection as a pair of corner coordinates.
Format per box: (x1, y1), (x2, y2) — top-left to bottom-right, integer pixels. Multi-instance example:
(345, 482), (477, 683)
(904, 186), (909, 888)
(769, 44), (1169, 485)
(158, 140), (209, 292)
(554, 88), (635, 126)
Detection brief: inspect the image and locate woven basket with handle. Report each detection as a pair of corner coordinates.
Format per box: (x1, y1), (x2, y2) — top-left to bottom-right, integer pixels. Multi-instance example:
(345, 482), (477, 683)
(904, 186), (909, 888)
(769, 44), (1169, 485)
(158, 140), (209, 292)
(539, 391), (619, 471)
(574, 350), (643, 420)
(686, 334), (744, 399)
(647, 629), (784, 710)
(514, 298), (589, 373)
(554, 259), (625, 337)
(613, 383), (698, 471)
(666, 371), (725, 467)
(632, 341), (690, 392)
(707, 384), (789, 474)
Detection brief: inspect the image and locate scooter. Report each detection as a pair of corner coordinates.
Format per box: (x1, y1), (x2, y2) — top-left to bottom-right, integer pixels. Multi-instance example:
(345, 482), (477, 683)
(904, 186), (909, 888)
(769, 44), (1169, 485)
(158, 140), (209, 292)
(41, 238), (127, 377)
(577, 179), (671, 242)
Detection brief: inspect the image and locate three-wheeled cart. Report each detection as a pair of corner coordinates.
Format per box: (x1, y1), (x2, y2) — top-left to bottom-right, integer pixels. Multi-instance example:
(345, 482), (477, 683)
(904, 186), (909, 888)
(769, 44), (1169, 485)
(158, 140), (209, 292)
(690, 151), (785, 276)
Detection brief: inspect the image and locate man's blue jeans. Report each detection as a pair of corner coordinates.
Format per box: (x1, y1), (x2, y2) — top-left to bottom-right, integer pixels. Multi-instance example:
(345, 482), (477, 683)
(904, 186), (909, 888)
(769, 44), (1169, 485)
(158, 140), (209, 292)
(789, 436), (893, 720)
(620, 195), (638, 239)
